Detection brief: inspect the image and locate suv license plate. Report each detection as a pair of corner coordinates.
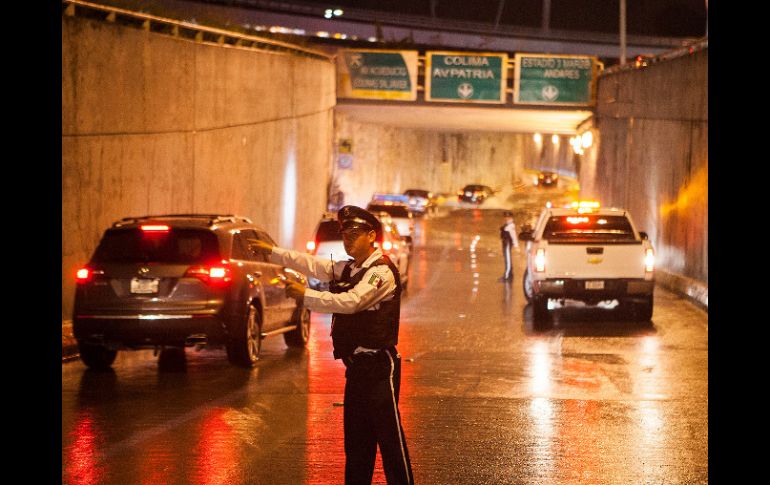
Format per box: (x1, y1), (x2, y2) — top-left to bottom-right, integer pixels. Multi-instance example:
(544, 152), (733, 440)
(585, 280), (604, 290)
(130, 278), (159, 294)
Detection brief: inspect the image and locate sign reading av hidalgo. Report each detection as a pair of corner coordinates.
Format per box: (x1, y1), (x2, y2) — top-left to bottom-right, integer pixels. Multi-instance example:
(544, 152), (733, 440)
(425, 51), (508, 103)
(337, 49), (418, 101)
(514, 53), (595, 106)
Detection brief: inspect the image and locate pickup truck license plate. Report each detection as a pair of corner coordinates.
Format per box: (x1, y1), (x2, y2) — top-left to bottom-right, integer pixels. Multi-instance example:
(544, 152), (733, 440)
(130, 278), (159, 294)
(585, 280), (604, 290)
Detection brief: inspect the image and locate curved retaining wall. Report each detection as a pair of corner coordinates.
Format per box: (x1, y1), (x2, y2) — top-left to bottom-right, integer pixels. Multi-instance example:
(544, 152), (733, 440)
(62, 16), (335, 322)
(581, 47), (708, 305)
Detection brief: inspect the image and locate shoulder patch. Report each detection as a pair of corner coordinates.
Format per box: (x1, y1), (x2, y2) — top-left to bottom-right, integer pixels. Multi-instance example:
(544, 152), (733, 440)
(367, 272), (385, 288)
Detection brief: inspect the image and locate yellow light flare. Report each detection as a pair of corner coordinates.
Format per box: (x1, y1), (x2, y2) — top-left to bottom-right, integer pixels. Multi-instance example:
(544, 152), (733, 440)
(659, 165), (708, 217)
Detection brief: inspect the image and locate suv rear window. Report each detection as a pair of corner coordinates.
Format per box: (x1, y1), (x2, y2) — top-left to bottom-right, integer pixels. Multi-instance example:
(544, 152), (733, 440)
(542, 215), (636, 242)
(367, 204), (410, 218)
(91, 228), (221, 263)
(316, 220), (342, 242)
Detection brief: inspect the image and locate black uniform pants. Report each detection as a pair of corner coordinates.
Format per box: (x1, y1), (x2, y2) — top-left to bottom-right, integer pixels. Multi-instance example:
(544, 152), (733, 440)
(501, 240), (513, 280)
(343, 347), (413, 485)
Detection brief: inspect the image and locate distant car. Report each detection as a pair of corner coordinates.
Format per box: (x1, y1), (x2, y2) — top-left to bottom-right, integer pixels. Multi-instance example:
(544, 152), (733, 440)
(73, 214), (310, 369)
(535, 171), (559, 187)
(458, 184), (494, 204)
(305, 212), (410, 290)
(365, 201), (414, 245)
(372, 211), (412, 290)
(403, 189), (437, 215)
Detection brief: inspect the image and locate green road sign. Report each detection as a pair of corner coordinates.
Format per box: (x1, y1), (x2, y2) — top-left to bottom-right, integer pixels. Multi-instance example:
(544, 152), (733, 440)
(425, 52), (507, 103)
(337, 50), (418, 101)
(514, 53), (596, 106)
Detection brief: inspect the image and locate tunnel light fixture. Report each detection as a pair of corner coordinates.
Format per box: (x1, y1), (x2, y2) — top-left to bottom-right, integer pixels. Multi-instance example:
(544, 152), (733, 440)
(533, 133), (542, 144)
(551, 134), (559, 145)
(581, 130), (593, 149)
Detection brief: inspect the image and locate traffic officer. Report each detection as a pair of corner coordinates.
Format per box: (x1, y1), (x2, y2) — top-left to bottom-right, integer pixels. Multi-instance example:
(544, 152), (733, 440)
(499, 210), (520, 282)
(251, 205), (414, 485)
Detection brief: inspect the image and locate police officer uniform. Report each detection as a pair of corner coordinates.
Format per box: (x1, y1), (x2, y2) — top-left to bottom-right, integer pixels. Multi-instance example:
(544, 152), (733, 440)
(268, 205), (414, 485)
(500, 211), (520, 282)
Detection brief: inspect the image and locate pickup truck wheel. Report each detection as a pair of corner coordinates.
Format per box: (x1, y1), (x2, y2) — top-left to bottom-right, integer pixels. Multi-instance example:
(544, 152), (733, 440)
(227, 305), (262, 367)
(284, 306), (311, 347)
(633, 295), (654, 322)
(522, 269), (534, 302)
(532, 296), (552, 329)
(78, 341), (118, 370)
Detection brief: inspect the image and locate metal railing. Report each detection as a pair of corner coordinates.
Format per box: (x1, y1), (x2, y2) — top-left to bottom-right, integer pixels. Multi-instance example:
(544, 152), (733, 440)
(600, 37), (708, 76)
(62, 0), (334, 62)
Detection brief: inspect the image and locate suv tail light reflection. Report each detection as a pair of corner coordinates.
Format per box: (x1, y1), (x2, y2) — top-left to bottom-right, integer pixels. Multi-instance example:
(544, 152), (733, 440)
(185, 262), (232, 285)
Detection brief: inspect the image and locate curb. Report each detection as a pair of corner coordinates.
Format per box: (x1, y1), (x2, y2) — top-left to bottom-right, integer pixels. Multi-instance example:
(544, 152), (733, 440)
(654, 269), (708, 311)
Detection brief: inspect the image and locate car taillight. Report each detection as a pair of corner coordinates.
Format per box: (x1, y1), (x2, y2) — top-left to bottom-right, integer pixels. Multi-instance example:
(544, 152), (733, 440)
(645, 248), (655, 272)
(76, 267), (91, 283)
(185, 262), (232, 285)
(306, 240), (317, 253)
(140, 224), (170, 232)
(535, 248), (546, 272)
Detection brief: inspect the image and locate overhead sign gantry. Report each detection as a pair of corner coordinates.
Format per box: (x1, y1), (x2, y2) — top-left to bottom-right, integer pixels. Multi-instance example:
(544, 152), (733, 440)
(336, 48), (599, 107)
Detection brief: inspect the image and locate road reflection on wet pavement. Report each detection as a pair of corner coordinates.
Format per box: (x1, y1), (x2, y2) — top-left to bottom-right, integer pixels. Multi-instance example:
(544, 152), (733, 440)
(62, 198), (707, 484)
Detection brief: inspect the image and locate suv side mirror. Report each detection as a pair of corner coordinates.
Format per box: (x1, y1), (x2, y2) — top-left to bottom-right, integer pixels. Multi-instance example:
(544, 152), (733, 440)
(639, 231), (649, 240)
(518, 230), (533, 241)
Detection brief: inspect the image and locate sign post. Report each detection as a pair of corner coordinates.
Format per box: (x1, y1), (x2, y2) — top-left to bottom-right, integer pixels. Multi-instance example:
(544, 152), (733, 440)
(425, 51), (508, 104)
(514, 53), (596, 106)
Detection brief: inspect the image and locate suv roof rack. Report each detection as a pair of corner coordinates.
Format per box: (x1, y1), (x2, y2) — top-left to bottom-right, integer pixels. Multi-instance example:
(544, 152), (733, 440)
(112, 214), (253, 227)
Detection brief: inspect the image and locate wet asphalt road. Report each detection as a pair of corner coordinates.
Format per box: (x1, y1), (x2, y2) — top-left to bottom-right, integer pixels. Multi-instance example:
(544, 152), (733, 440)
(62, 190), (708, 484)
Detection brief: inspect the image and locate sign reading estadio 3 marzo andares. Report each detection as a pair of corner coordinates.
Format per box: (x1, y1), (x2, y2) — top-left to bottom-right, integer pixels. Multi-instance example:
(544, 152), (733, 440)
(514, 53), (595, 106)
(425, 51), (508, 103)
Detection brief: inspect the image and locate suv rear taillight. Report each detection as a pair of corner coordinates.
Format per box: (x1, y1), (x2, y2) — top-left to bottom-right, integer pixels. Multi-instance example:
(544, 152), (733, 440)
(535, 248), (546, 273)
(185, 262), (232, 286)
(76, 267), (91, 283)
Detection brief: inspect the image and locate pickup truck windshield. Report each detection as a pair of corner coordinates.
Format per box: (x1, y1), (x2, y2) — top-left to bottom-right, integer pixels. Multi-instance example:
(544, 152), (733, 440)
(542, 215), (636, 242)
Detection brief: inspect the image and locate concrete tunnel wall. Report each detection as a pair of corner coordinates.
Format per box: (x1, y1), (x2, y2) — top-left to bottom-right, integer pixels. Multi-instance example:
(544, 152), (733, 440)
(332, 113), (544, 208)
(62, 16), (336, 322)
(580, 47), (708, 295)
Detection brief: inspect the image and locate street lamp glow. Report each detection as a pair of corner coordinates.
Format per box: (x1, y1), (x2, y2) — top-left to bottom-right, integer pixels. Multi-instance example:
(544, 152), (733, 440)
(333, 9), (344, 16)
(324, 9), (333, 18)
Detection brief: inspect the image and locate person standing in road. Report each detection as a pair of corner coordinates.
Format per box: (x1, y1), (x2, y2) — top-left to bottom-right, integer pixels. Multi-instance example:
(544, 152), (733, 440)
(499, 210), (520, 282)
(251, 205), (414, 485)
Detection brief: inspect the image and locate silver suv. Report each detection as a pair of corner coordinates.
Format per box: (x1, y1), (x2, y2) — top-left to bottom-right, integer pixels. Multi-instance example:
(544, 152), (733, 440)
(73, 214), (310, 369)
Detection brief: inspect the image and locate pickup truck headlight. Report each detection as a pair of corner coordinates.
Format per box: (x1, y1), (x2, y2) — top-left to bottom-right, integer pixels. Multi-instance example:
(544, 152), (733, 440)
(644, 248), (655, 272)
(535, 248), (546, 272)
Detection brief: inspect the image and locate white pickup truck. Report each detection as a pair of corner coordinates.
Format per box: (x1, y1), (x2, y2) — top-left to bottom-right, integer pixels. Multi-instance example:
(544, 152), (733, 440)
(519, 202), (655, 327)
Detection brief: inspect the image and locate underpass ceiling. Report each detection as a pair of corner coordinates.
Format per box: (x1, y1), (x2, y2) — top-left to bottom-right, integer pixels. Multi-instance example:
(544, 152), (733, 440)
(335, 103), (593, 135)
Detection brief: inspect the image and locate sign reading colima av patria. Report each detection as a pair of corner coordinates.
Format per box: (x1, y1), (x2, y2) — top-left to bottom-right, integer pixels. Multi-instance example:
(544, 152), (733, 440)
(425, 51), (508, 103)
(337, 49), (418, 101)
(514, 53), (596, 106)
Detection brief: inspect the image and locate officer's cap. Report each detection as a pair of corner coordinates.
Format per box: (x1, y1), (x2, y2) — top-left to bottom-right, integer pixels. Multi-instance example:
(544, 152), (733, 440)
(338, 205), (381, 235)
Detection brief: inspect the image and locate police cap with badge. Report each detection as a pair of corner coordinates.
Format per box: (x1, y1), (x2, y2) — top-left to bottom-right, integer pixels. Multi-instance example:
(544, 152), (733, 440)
(338, 205), (382, 239)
